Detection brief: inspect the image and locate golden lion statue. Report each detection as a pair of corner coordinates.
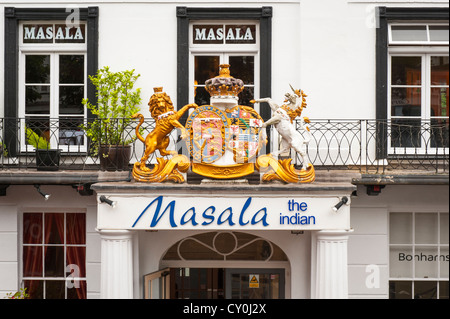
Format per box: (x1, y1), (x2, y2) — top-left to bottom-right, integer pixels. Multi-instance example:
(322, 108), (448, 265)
(132, 87), (197, 171)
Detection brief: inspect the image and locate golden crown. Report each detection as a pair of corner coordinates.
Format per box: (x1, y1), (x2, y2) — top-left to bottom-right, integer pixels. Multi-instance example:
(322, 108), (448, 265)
(205, 64), (244, 98)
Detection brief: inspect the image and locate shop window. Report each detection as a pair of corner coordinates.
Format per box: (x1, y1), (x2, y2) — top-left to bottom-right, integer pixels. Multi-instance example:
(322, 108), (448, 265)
(389, 212), (449, 299)
(162, 231), (288, 262)
(22, 212), (87, 299)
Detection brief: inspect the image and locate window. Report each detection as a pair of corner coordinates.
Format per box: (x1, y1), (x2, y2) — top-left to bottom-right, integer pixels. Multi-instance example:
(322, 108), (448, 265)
(388, 53), (449, 153)
(22, 212), (87, 299)
(190, 22), (258, 109)
(19, 22), (87, 152)
(389, 212), (449, 299)
(375, 7), (448, 159)
(3, 7), (98, 157)
(176, 7), (272, 137)
(388, 23), (449, 155)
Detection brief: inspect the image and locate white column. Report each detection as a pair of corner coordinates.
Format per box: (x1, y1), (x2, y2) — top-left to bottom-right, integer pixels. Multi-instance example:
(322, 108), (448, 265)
(99, 230), (134, 299)
(313, 230), (349, 299)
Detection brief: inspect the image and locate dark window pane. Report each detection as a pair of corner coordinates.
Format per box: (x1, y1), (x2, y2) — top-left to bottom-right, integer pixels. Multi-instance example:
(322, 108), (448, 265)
(66, 213), (86, 244)
(389, 281), (412, 299)
(431, 56), (449, 85)
(23, 25), (53, 44)
(67, 247), (86, 277)
(193, 25), (223, 44)
(55, 24), (85, 44)
(391, 57), (421, 85)
(44, 246), (64, 277)
(391, 88), (421, 117)
(23, 213), (42, 244)
(59, 86), (84, 114)
(414, 281), (438, 299)
(431, 88), (449, 117)
(45, 280), (65, 299)
(195, 56), (220, 84)
(26, 55), (50, 83)
(391, 26), (427, 42)
(194, 86), (211, 107)
(24, 280), (43, 299)
(229, 56), (254, 84)
(59, 55), (84, 84)
(45, 213), (64, 244)
(59, 117), (85, 146)
(225, 25), (256, 44)
(430, 118), (449, 147)
(26, 86), (50, 114)
(440, 281), (449, 299)
(390, 119), (422, 148)
(67, 280), (87, 299)
(23, 246), (42, 277)
(238, 87), (254, 107)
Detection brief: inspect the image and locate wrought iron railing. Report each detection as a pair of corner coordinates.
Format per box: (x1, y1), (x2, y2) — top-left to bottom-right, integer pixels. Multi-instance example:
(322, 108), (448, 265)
(0, 117), (448, 174)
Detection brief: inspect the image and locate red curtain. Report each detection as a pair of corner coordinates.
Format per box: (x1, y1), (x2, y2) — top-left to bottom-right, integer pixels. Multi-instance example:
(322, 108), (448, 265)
(66, 213), (86, 299)
(23, 213), (86, 299)
(23, 213), (43, 298)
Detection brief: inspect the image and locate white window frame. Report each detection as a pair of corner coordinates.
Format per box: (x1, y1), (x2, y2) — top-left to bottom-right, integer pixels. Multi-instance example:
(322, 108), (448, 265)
(389, 212), (449, 299)
(189, 20), (260, 113)
(18, 21), (87, 153)
(389, 23), (449, 46)
(387, 23), (449, 156)
(20, 210), (87, 299)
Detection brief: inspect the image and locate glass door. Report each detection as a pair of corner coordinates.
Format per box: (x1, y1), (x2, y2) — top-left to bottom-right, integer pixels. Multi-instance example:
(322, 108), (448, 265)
(144, 268), (170, 299)
(192, 54), (257, 108)
(226, 269), (285, 299)
(20, 52), (87, 153)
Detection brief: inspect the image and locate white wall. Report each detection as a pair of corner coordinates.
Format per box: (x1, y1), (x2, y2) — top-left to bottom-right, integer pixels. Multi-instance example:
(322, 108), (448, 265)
(349, 184), (449, 299)
(1, 0), (447, 119)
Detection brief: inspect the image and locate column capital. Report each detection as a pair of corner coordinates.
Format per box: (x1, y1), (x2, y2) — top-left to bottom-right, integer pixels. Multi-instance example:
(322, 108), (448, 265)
(97, 229), (135, 240)
(315, 229), (353, 241)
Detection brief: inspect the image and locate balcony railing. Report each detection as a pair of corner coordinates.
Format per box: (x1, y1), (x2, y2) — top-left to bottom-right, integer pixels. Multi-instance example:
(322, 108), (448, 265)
(0, 117), (448, 174)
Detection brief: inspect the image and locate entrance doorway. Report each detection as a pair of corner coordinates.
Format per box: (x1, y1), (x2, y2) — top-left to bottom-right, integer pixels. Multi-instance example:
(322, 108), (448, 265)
(144, 232), (290, 299)
(144, 268), (284, 299)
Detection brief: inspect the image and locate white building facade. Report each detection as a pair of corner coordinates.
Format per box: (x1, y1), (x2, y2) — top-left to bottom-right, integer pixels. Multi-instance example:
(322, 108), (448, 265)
(0, 0), (448, 300)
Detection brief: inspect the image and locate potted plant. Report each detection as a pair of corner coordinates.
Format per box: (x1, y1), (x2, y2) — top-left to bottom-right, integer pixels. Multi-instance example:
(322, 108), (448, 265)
(81, 66), (142, 171)
(26, 126), (61, 171)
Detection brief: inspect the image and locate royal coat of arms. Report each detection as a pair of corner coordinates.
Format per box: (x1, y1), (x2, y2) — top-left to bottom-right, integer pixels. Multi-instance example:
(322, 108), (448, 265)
(132, 64), (314, 183)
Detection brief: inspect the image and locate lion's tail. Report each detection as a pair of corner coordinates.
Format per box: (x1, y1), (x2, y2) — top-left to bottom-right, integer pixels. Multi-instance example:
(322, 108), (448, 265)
(132, 113), (145, 143)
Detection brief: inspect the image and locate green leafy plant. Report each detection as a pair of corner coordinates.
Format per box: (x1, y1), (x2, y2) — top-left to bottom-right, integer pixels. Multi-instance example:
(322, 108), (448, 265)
(25, 126), (51, 149)
(0, 142), (8, 157)
(80, 66), (142, 155)
(5, 288), (30, 299)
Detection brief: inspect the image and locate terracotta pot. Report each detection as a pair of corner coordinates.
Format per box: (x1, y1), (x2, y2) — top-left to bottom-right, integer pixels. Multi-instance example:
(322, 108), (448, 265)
(99, 145), (131, 171)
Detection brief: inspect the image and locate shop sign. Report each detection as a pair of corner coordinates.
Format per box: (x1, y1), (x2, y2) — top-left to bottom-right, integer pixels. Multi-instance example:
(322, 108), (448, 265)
(193, 25), (256, 44)
(97, 195), (350, 231)
(23, 24), (85, 43)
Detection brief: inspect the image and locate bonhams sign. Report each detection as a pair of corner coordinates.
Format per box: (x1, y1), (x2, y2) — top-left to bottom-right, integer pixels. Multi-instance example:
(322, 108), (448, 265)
(193, 24), (256, 44)
(23, 24), (85, 43)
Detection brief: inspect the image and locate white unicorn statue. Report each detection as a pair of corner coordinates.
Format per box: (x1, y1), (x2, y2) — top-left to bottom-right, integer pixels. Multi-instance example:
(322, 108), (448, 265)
(251, 85), (312, 170)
